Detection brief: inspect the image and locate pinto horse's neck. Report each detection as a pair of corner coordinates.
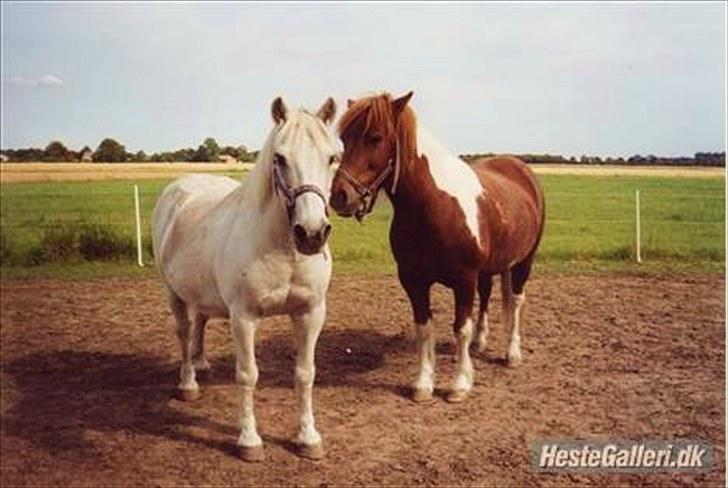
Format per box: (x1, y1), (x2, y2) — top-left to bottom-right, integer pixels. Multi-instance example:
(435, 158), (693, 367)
(384, 125), (484, 246)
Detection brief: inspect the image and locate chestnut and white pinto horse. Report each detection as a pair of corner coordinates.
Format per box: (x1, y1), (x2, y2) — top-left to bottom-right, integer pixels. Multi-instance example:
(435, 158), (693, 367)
(152, 97), (339, 461)
(331, 91), (545, 404)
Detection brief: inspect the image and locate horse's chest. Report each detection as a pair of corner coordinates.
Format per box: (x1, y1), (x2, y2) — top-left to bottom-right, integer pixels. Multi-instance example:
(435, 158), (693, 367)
(390, 217), (480, 283)
(252, 283), (318, 316)
(238, 259), (329, 317)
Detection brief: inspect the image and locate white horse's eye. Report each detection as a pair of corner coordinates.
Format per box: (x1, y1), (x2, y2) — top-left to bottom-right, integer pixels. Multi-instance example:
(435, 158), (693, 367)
(329, 154), (340, 166)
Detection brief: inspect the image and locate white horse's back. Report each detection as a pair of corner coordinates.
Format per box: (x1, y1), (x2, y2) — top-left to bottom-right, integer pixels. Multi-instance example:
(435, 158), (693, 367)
(152, 173), (239, 270)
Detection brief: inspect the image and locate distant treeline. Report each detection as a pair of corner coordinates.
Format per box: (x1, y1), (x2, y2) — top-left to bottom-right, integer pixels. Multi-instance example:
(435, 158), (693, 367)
(2, 137), (724, 167)
(0, 137), (257, 163)
(460, 152), (725, 167)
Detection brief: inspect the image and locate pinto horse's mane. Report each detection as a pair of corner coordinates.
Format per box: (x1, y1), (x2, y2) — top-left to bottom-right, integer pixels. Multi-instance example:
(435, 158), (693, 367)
(338, 93), (419, 171)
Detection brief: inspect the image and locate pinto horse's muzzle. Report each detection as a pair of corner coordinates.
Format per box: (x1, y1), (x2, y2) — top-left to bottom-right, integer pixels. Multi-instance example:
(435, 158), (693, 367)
(330, 154), (398, 222)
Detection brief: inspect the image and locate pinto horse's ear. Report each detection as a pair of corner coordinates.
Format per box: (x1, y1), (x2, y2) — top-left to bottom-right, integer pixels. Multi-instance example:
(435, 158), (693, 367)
(271, 97), (287, 125)
(317, 97), (337, 125)
(391, 91), (414, 118)
(347, 99), (355, 108)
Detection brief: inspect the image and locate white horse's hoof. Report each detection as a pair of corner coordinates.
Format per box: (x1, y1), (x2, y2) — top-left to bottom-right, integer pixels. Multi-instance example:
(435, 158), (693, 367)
(412, 388), (434, 403)
(445, 389), (469, 403)
(238, 444), (265, 462)
(298, 442), (325, 460)
(177, 388), (201, 401)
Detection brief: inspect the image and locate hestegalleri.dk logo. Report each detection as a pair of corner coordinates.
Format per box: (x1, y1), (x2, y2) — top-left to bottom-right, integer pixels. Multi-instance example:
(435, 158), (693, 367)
(532, 440), (713, 472)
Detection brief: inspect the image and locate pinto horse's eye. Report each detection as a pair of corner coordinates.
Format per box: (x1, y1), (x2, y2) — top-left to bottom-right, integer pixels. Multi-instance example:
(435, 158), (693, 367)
(366, 133), (382, 146)
(329, 154), (340, 166)
(273, 153), (287, 167)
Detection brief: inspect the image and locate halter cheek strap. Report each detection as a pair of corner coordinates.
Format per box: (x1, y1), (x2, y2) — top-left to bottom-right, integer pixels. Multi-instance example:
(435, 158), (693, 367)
(272, 163), (328, 221)
(335, 141), (400, 222)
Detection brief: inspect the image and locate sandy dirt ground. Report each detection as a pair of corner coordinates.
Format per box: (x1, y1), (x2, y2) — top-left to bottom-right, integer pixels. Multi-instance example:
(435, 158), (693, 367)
(0, 273), (724, 486)
(1, 162), (722, 182)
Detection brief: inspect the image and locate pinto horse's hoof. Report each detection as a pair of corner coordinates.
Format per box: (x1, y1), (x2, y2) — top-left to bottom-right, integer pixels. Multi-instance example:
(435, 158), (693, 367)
(298, 442), (325, 460)
(507, 354), (522, 368)
(176, 388), (201, 401)
(445, 389), (469, 403)
(412, 388), (434, 403)
(238, 444), (265, 462)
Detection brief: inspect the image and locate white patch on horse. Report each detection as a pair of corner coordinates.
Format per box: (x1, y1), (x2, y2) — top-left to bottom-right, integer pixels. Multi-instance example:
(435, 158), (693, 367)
(413, 321), (436, 396)
(452, 318), (474, 392)
(416, 126), (483, 246)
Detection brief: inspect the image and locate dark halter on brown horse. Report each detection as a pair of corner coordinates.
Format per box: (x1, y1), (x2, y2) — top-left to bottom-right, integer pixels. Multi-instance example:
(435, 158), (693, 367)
(330, 90), (546, 405)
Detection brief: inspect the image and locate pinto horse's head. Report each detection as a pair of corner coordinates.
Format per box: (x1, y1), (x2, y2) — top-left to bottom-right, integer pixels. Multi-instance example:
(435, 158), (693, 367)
(268, 96), (339, 255)
(330, 91), (414, 220)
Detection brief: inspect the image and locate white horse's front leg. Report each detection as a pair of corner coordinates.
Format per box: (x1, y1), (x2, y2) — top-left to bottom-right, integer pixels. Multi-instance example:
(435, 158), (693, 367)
(230, 312), (263, 462)
(290, 302), (326, 460)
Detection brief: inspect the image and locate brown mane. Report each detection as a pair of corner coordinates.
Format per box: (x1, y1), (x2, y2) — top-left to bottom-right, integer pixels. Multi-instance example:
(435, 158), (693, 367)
(338, 93), (418, 169)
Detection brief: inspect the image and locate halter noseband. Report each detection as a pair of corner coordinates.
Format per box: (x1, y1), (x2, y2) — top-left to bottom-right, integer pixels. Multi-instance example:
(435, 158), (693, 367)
(272, 162), (328, 221)
(334, 141), (400, 222)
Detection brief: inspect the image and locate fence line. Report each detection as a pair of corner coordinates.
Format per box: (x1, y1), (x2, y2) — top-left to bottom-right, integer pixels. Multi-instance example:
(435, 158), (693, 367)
(1, 185), (724, 266)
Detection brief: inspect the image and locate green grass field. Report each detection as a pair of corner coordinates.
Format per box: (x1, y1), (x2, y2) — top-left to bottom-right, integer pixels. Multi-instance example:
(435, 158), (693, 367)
(0, 172), (724, 279)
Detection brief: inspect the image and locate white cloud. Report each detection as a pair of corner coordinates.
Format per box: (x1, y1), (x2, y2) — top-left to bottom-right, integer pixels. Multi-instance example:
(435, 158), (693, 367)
(6, 75), (63, 87)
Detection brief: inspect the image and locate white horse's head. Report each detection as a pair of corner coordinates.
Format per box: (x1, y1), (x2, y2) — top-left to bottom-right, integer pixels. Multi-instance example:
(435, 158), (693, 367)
(267, 96), (339, 255)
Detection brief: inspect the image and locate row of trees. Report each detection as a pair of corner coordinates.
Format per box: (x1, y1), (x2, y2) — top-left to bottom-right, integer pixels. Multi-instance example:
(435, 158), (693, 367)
(2, 139), (725, 166)
(460, 152), (726, 167)
(1, 137), (255, 163)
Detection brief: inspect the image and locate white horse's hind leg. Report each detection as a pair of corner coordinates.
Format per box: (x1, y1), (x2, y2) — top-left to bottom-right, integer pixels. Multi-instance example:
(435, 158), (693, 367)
(169, 292), (200, 401)
(290, 302), (326, 459)
(501, 271), (524, 367)
(191, 313), (211, 375)
(230, 313), (263, 462)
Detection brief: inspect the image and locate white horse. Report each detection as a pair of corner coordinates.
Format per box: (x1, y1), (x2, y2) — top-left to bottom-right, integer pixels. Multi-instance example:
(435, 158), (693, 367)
(152, 97), (339, 461)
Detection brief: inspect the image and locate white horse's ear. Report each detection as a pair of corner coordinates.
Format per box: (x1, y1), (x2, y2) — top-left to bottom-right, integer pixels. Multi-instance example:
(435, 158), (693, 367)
(317, 97), (337, 125)
(347, 99), (355, 108)
(391, 91), (414, 118)
(271, 97), (287, 125)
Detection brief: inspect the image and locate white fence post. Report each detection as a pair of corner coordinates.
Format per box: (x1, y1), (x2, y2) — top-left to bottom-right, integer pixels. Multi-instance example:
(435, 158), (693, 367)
(635, 189), (642, 263)
(134, 185), (144, 267)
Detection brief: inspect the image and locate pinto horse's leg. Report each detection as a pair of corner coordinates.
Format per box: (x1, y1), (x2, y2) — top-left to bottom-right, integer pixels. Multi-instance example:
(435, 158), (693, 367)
(446, 279), (477, 403)
(473, 273), (493, 353)
(403, 281), (434, 403)
(169, 292), (200, 401)
(290, 302), (326, 460)
(506, 255), (535, 367)
(230, 312), (264, 462)
(191, 313), (211, 376)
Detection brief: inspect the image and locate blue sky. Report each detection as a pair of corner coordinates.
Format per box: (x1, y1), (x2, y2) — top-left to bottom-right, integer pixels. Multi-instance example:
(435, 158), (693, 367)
(1, 2), (725, 157)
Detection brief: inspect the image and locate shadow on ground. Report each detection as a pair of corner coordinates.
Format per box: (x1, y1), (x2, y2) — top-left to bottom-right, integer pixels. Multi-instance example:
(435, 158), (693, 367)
(1, 330), (407, 460)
